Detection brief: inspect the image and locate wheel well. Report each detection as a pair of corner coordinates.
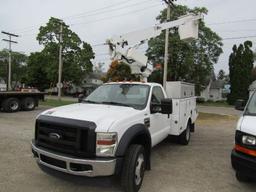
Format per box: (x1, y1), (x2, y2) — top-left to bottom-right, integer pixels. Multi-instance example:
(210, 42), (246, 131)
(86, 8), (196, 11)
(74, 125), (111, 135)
(188, 118), (195, 132)
(188, 118), (192, 126)
(129, 134), (151, 170)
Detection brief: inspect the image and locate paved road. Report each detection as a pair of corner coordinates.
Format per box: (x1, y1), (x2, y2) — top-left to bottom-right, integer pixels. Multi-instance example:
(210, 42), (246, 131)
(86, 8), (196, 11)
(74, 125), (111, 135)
(198, 105), (242, 116)
(0, 108), (255, 192)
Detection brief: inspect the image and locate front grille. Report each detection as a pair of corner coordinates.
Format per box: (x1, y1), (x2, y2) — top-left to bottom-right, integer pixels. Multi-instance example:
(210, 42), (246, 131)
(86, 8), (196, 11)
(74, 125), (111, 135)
(35, 116), (96, 158)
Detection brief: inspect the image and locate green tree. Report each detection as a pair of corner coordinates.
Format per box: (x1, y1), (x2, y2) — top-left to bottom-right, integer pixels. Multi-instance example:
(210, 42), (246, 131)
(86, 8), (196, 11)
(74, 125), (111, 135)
(27, 17), (95, 90)
(0, 49), (27, 89)
(252, 67), (256, 81)
(146, 5), (223, 94)
(148, 69), (163, 84)
(228, 41), (254, 104)
(26, 52), (50, 91)
(103, 60), (138, 82)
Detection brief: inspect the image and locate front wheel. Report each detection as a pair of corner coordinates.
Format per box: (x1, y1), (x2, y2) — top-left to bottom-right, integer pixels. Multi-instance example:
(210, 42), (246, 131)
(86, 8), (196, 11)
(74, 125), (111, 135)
(236, 172), (252, 182)
(121, 144), (145, 192)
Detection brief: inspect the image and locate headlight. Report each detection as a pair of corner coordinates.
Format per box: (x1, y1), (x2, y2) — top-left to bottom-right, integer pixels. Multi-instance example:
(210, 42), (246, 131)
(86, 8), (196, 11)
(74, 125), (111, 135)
(96, 132), (117, 157)
(242, 135), (256, 146)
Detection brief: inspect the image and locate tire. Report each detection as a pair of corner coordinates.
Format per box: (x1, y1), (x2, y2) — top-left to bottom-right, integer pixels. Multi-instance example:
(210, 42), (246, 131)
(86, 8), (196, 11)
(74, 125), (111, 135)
(121, 144), (146, 192)
(2, 98), (20, 112)
(178, 122), (191, 145)
(236, 172), (252, 182)
(21, 97), (36, 111)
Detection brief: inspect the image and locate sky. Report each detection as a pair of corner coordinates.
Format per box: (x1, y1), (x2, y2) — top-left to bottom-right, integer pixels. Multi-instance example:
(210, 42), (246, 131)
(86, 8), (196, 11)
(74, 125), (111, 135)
(0, 0), (256, 74)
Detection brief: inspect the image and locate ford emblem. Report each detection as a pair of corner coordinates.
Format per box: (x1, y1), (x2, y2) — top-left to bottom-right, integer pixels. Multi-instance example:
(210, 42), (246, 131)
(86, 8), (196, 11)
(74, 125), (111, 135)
(49, 132), (61, 140)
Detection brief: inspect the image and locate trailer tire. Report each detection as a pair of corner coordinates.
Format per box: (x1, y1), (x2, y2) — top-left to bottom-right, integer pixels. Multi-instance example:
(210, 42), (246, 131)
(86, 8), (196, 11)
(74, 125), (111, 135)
(121, 144), (145, 192)
(2, 98), (21, 112)
(21, 97), (36, 111)
(178, 122), (191, 145)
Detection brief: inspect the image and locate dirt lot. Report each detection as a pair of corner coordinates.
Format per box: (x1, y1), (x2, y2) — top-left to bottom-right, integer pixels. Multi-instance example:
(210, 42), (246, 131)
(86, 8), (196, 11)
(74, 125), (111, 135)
(0, 107), (255, 192)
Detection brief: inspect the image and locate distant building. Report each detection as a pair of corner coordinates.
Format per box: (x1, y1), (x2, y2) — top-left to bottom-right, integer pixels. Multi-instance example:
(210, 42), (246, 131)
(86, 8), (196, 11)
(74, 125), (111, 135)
(0, 78), (6, 91)
(200, 79), (226, 102)
(47, 72), (104, 96)
(81, 73), (104, 96)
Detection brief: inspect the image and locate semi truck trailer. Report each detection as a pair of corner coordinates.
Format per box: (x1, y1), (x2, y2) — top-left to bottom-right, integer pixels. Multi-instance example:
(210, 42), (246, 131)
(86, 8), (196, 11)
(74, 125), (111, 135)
(0, 91), (45, 112)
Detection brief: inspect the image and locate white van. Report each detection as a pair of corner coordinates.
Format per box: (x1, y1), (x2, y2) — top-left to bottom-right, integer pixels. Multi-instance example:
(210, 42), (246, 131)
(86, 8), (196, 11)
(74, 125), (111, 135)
(231, 92), (256, 181)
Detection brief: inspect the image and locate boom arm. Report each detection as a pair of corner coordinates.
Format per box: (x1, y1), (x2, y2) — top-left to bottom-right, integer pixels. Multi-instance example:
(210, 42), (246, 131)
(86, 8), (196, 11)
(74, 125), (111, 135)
(107, 13), (202, 81)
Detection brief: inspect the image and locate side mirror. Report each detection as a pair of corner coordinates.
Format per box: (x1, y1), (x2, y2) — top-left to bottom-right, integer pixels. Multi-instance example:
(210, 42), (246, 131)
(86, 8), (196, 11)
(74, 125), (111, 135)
(150, 103), (162, 114)
(78, 94), (84, 103)
(161, 98), (173, 114)
(235, 99), (246, 111)
(150, 99), (173, 114)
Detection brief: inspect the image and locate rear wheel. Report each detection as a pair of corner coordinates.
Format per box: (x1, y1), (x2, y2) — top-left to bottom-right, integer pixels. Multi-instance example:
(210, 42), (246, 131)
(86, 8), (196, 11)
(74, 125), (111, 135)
(21, 97), (36, 111)
(121, 144), (145, 192)
(2, 98), (20, 112)
(178, 122), (191, 145)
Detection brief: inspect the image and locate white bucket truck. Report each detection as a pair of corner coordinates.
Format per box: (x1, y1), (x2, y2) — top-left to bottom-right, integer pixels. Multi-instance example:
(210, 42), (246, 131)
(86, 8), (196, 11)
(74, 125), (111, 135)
(32, 13), (201, 192)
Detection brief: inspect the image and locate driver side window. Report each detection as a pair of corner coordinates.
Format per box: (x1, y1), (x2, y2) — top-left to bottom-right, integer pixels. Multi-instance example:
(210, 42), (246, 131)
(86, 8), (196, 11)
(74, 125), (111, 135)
(151, 86), (164, 104)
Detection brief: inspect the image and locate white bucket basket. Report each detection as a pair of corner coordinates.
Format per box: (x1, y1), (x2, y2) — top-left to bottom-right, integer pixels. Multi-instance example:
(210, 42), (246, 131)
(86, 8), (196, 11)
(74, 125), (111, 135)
(178, 18), (199, 42)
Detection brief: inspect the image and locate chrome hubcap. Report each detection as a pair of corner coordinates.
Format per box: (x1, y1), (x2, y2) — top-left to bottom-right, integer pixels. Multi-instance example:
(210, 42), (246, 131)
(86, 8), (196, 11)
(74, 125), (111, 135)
(27, 102), (34, 109)
(10, 102), (18, 110)
(135, 154), (144, 185)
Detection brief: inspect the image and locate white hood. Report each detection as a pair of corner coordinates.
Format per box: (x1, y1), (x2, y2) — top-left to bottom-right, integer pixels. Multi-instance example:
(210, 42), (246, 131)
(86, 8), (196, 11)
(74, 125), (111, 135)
(240, 115), (256, 136)
(40, 103), (140, 132)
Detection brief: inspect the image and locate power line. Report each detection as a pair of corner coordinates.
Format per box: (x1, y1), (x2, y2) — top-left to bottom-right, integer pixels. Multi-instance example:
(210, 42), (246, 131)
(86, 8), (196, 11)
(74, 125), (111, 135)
(9, 0), (160, 34)
(62, 0), (139, 20)
(218, 29), (256, 33)
(208, 18), (256, 26)
(9, 0), (135, 32)
(70, 3), (163, 26)
(63, 0), (158, 21)
(19, 2), (163, 37)
(222, 35), (256, 40)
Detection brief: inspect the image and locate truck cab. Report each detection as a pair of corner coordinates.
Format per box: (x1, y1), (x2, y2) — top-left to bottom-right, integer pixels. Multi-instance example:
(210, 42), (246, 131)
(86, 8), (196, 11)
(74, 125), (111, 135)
(32, 82), (197, 192)
(232, 91), (256, 182)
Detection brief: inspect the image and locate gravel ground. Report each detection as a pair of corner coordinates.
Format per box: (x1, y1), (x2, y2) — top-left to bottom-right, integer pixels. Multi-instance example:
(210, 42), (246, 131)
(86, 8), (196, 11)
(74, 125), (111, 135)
(0, 107), (255, 192)
(198, 105), (242, 116)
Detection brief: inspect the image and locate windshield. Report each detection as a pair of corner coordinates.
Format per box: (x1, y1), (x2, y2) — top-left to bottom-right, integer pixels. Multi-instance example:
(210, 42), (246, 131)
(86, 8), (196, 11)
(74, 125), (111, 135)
(245, 91), (256, 115)
(83, 84), (150, 110)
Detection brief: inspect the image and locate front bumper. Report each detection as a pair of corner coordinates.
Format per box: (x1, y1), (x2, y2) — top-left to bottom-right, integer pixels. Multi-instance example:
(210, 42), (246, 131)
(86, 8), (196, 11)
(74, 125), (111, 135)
(231, 149), (256, 178)
(32, 141), (116, 177)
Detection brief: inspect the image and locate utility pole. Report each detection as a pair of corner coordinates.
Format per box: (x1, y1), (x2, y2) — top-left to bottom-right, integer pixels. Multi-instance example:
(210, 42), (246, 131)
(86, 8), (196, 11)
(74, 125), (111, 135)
(163, 0), (176, 90)
(1, 31), (19, 91)
(57, 21), (63, 101)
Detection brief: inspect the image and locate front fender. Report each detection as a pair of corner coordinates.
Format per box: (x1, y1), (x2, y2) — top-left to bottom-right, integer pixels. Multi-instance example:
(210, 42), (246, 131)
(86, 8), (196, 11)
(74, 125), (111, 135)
(115, 123), (151, 157)
(115, 124), (152, 171)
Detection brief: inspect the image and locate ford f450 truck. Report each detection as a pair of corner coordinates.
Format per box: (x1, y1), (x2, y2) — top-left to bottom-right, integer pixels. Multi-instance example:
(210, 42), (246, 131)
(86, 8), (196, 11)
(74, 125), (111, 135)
(32, 81), (197, 192)
(232, 91), (256, 182)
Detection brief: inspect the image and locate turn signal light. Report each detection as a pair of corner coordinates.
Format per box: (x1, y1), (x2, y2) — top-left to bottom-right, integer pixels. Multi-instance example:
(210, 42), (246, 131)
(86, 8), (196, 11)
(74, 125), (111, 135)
(235, 144), (256, 157)
(97, 140), (116, 145)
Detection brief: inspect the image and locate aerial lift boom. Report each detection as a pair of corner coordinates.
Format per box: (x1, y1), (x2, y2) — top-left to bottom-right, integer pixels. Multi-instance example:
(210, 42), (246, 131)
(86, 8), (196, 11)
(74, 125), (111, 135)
(107, 13), (202, 81)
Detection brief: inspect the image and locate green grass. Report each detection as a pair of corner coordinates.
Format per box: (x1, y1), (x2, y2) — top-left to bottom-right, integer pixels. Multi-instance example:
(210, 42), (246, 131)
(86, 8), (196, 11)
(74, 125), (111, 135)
(40, 99), (76, 107)
(198, 101), (232, 108)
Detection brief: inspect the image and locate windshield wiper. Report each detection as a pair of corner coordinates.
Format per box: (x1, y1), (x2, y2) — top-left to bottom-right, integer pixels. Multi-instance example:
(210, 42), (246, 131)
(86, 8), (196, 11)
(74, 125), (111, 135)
(102, 101), (132, 108)
(82, 100), (102, 104)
